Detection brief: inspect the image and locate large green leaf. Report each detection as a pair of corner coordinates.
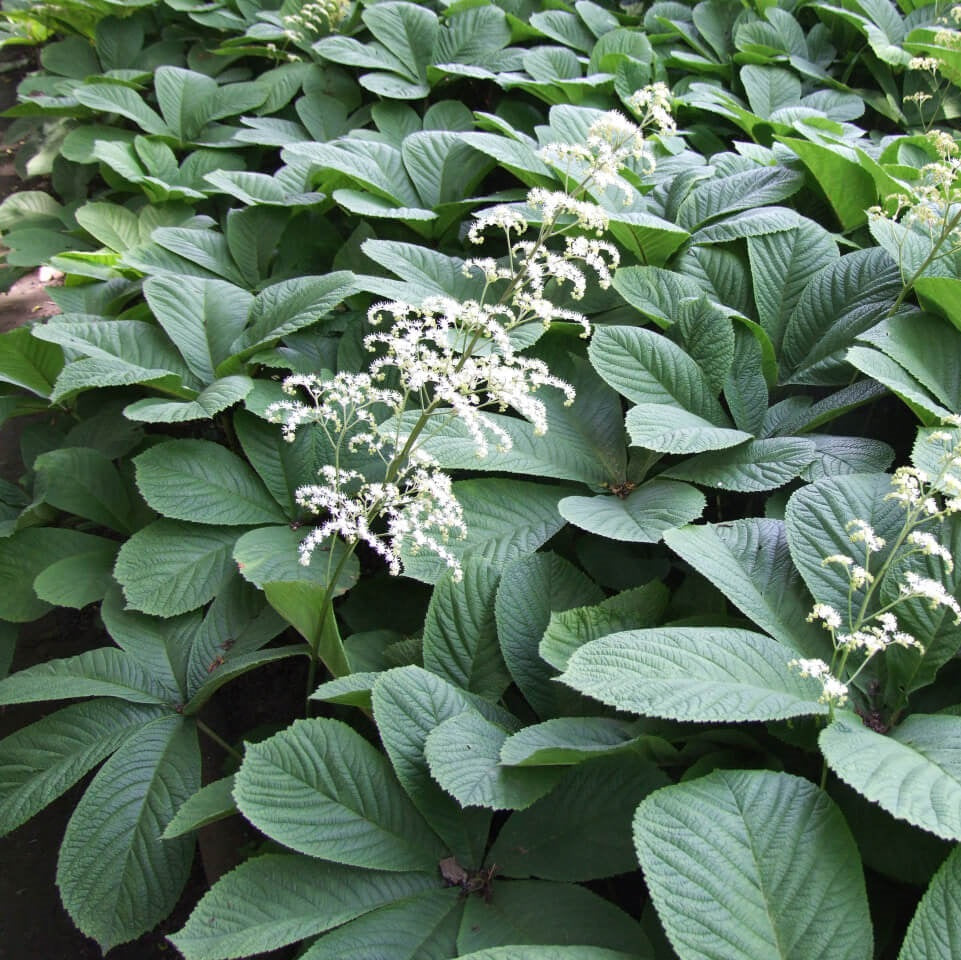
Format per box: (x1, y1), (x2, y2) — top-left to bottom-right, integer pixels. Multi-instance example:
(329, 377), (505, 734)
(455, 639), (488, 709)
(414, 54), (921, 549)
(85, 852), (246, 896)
(0, 647), (177, 706)
(57, 715), (200, 952)
(634, 770), (873, 960)
(32, 537), (120, 609)
(490, 752), (668, 881)
(144, 275), (252, 382)
(234, 718), (445, 871)
(663, 520), (826, 656)
(899, 845), (961, 960)
(114, 521), (239, 617)
(456, 880), (649, 957)
(422, 558), (509, 701)
(558, 479), (705, 541)
(0, 527), (111, 622)
(494, 553), (603, 719)
(625, 405), (752, 454)
(820, 713), (961, 842)
(0, 699), (162, 835)
(169, 855), (434, 960)
(456, 950), (639, 960)
(371, 666), (494, 866)
(34, 446), (139, 534)
(558, 627), (828, 722)
(540, 582), (669, 672)
(135, 440), (287, 526)
(662, 438), (816, 491)
(123, 376), (253, 423)
(588, 326), (729, 423)
(425, 712), (562, 811)
(0, 326), (64, 398)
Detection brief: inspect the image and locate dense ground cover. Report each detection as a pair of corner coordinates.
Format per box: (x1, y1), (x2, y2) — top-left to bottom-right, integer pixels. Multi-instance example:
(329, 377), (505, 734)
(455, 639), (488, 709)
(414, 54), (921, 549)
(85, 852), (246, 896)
(1, 0), (961, 957)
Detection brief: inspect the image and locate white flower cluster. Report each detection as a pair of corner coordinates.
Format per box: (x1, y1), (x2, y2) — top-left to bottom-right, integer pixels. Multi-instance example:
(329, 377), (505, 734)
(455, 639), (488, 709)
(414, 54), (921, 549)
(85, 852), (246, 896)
(265, 98), (674, 582)
(294, 463), (467, 580)
(789, 658), (849, 706)
(365, 296), (576, 454)
(283, 0), (350, 43)
(626, 82), (677, 136)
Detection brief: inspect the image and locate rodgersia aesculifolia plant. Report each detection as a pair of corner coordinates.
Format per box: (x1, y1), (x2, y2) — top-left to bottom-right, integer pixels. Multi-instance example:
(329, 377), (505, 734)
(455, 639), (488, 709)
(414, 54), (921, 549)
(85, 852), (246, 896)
(793, 419), (961, 712)
(266, 93), (674, 676)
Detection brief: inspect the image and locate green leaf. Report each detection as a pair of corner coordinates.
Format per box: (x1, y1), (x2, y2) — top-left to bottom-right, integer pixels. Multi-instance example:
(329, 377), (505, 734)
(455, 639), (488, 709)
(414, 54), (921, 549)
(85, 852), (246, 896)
(558, 479), (705, 542)
(490, 752), (668, 881)
(398, 479), (570, 584)
(634, 770), (873, 960)
(114, 521), (239, 617)
(663, 438), (816, 492)
(677, 167), (804, 232)
(423, 558), (509, 701)
(0, 647), (177, 706)
(0, 699), (162, 836)
(495, 553), (603, 719)
(0, 326), (63, 398)
(750, 220), (840, 351)
(300, 888), (463, 960)
(144, 275), (252, 382)
(33, 538), (120, 609)
(235, 718), (445, 870)
(135, 440), (287, 526)
(123, 376), (253, 423)
(34, 446), (138, 533)
(820, 713), (961, 842)
(57, 715), (200, 952)
(899, 845), (961, 960)
(169, 855), (434, 960)
(425, 711), (562, 811)
(371, 666), (494, 866)
(559, 627), (828, 722)
(663, 520), (826, 656)
(235, 273), (357, 355)
(162, 775), (237, 839)
(75, 81), (169, 135)
(457, 880), (648, 957)
(500, 717), (641, 766)
(625, 404), (752, 454)
(363, 2), (438, 83)
(589, 326), (729, 423)
(781, 248), (900, 385)
(540, 582), (670, 673)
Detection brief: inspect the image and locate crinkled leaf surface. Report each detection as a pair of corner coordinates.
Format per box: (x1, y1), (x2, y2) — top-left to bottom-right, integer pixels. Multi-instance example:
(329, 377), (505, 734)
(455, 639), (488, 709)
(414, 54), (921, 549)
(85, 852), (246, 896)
(634, 770), (873, 960)
(558, 627), (828, 722)
(899, 845), (961, 960)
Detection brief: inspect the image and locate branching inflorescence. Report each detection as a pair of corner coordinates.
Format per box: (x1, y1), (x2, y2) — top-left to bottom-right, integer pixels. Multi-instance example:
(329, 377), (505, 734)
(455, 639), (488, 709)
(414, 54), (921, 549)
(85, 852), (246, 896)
(792, 418), (961, 708)
(267, 92), (674, 596)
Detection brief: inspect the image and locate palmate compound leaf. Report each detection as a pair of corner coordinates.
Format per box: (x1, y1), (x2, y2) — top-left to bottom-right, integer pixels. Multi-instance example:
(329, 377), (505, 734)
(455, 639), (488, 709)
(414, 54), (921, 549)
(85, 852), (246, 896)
(634, 770), (873, 960)
(819, 712), (961, 842)
(557, 628), (828, 722)
(233, 717), (446, 871)
(169, 854), (435, 960)
(57, 714), (200, 953)
(899, 845), (961, 960)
